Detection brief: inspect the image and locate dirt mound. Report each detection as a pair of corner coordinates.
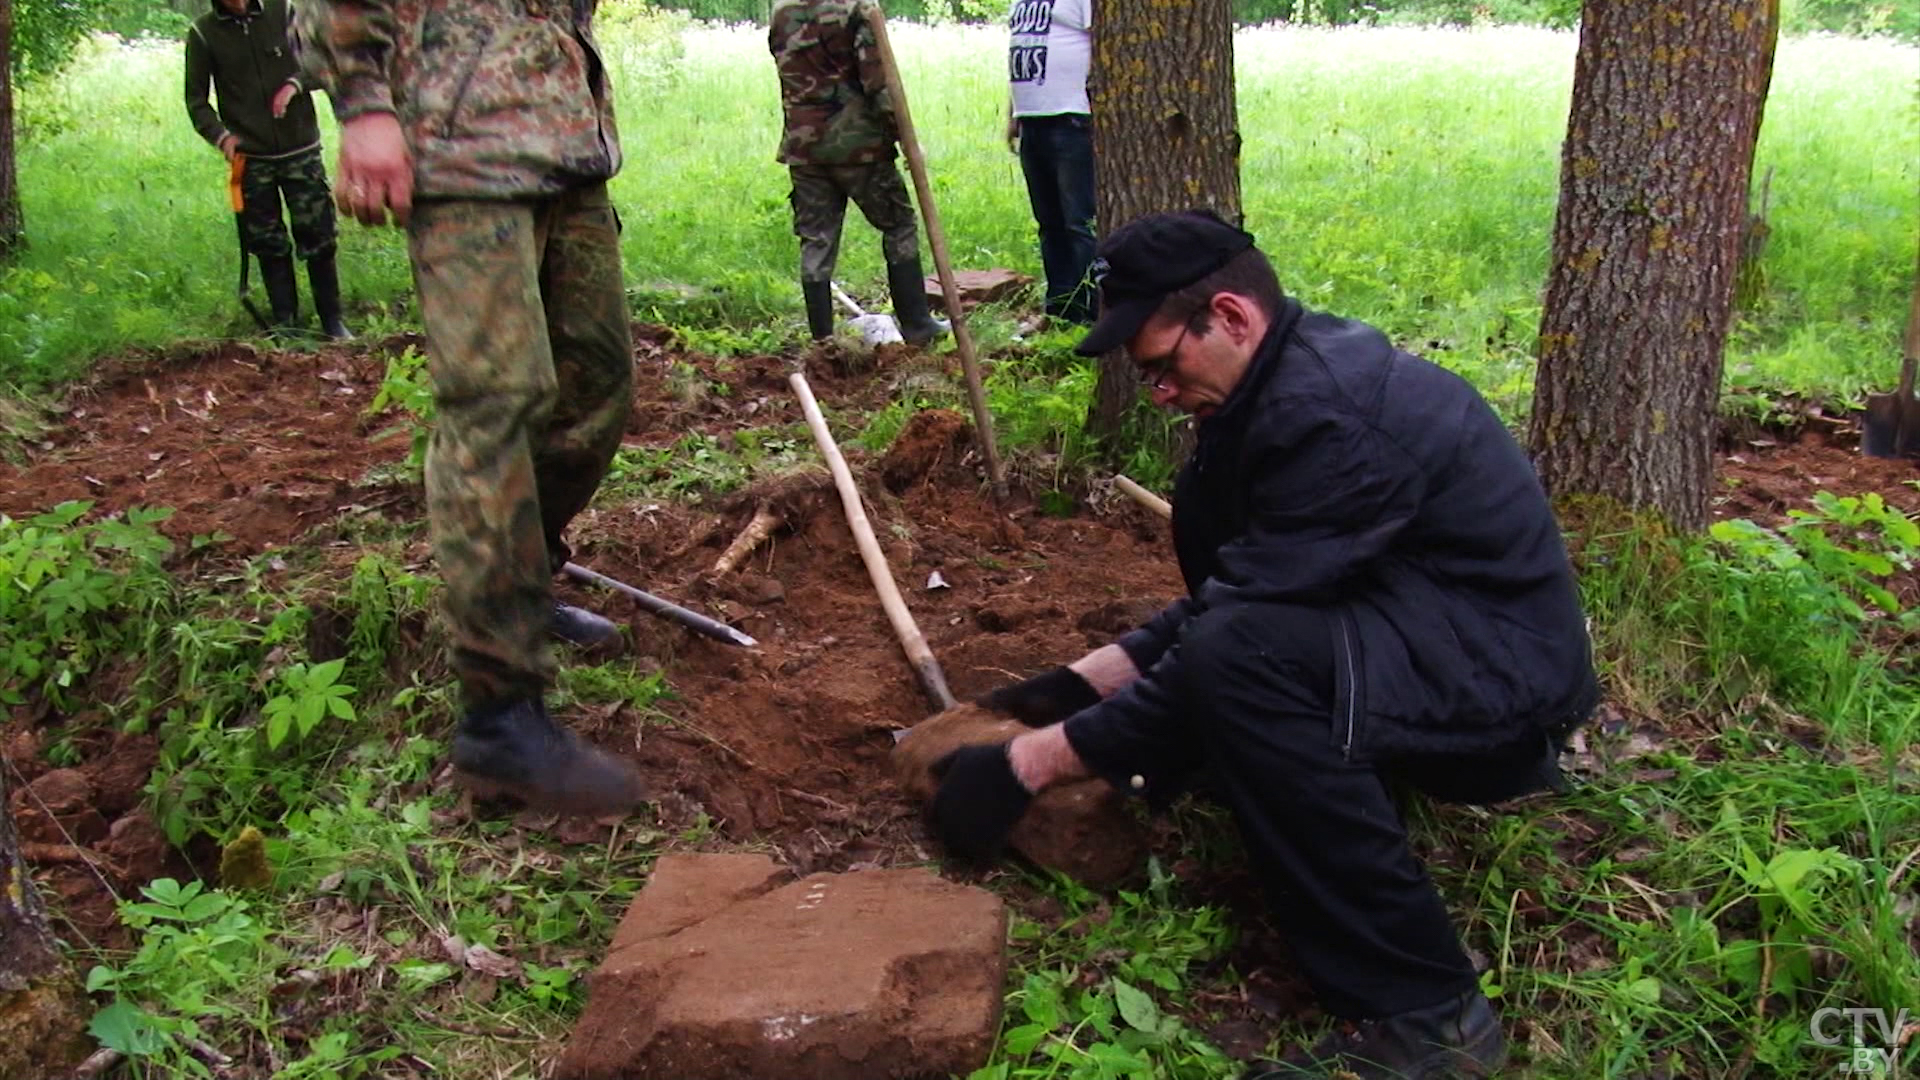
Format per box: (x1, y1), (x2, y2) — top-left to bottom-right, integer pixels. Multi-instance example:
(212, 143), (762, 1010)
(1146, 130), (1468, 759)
(0, 341), (416, 552)
(6, 729), (183, 948)
(879, 408), (971, 494)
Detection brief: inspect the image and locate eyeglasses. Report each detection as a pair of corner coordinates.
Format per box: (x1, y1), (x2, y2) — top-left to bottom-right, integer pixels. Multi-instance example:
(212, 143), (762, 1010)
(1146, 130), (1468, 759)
(1132, 313), (1199, 389)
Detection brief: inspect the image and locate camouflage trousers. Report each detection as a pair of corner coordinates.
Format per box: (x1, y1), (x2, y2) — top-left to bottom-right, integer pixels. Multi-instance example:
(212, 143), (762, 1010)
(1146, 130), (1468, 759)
(788, 161), (920, 283)
(239, 148), (338, 260)
(408, 183), (634, 710)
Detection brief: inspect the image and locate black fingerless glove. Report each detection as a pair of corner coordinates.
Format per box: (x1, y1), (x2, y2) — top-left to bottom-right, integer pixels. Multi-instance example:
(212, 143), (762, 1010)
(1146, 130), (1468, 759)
(928, 743), (1034, 862)
(976, 666), (1099, 727)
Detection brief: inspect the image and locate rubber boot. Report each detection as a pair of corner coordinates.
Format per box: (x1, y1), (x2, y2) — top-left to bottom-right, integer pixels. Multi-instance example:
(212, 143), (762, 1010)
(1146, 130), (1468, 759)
(802, 279), (835, 341)
(451, 698), (647, 817)
(258, 253), (301, 338)
(886, 257), (950, 348)
(307, 250), (354, 341)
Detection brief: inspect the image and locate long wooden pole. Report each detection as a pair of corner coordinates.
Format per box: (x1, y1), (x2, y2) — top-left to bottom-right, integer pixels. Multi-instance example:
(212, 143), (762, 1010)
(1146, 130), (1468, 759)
(790, 371), (957, 712)
(1113, 475), (1172, 520)
(864, 6), (1007, 500)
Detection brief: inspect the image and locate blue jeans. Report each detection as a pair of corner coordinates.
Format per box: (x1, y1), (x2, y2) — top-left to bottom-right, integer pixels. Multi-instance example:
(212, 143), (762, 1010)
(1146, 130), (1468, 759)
(1017, 113), (1097, 324)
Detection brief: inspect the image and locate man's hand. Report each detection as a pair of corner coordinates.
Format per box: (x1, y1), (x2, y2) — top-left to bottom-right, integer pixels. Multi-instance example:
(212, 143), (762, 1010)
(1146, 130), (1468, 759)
(1005, 113), (1020, 154)
(270, 81), (299, 118)
(928, 743), (1033, 861)
(335, 111), (413, 228)
(977, 666), (1099, 727)
(218, 134), (240, 161)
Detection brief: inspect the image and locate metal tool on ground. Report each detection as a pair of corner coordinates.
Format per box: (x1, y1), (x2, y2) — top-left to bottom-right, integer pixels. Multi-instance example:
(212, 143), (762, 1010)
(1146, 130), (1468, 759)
(560, 562), (758, 648)
(790, 371), (956, 716)
(1862, 243), (1920, 460)
(1113, 475), (1172, 520)
(829, 281), (904, 346)
(227, 154), (272, 334)
(864, 5), (1007, 500)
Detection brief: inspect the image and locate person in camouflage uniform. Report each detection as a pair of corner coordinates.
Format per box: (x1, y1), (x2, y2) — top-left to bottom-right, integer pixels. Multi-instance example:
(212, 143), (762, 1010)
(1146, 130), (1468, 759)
(185, 0), (351, 339)
(770, 0), (946, 346)
(293, 0), (644, 816)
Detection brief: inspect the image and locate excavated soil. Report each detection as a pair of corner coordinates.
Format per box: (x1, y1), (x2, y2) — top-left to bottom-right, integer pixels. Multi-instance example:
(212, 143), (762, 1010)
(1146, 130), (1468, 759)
(3, 328), (1917, 1072)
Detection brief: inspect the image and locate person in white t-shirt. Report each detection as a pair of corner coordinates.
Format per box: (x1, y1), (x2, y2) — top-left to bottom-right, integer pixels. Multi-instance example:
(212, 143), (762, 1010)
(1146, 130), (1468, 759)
(1008, 0), (1096, 325)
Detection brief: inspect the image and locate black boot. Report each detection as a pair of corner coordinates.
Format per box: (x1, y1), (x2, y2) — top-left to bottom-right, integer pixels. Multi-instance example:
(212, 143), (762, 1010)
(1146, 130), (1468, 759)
(451, 698), (647, 817)
(802, 279), (835, 341)
(307, 249), (353, 341)
(258, 253), (301, 338)
(886, 257), (949, 348)
(1245, 988), (1506, 1080)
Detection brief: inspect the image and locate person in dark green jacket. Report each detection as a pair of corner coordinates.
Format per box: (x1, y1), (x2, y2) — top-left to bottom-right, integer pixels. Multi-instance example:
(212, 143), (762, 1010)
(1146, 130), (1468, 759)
(185, 0), (351, 339)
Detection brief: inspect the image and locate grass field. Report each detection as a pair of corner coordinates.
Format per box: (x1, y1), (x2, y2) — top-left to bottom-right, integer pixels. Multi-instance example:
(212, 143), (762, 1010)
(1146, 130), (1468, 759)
(5, 20), (1916, 399)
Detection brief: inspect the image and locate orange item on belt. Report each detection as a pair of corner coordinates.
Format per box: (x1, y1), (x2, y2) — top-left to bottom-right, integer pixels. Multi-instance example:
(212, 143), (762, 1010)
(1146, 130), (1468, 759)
(227, 153), (247, 213)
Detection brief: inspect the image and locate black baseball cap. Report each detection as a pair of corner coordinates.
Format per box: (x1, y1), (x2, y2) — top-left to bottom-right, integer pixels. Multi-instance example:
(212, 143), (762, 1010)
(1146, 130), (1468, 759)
(1075, 210), (1257, 356)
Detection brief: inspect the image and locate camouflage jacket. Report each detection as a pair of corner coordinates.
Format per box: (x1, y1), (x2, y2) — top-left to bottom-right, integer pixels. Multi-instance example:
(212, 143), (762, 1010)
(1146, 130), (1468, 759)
(769, 0), (896, 166)
(291, 0), (621, 199)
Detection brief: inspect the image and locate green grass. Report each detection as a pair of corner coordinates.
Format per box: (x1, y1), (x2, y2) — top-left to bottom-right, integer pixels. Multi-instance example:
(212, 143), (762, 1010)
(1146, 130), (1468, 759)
(6, 21), (1916, 402)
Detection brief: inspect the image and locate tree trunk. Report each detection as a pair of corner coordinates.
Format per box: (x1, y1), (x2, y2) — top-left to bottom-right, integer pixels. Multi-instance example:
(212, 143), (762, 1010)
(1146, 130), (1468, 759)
(0, 769), (89, 1076)
(1527, 0), (1778, 533)
(1084, 0), (1241, 454)
(0, 0), (21, 259)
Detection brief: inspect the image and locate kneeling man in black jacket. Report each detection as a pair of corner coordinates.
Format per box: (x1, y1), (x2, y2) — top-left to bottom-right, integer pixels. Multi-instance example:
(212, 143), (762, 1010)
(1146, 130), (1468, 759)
(932, 211), (1598, 1079)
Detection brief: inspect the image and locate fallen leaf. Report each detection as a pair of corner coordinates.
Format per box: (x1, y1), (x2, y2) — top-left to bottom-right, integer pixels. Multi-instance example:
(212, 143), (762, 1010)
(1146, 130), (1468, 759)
(463, 944), (522, 981)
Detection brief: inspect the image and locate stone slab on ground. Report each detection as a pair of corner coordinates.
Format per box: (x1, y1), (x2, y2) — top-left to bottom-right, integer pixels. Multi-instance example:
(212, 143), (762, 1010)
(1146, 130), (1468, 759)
(893, 705), (1147, 887)
(923, 268), (1034, 314)
(557, 853), (1007, 1080)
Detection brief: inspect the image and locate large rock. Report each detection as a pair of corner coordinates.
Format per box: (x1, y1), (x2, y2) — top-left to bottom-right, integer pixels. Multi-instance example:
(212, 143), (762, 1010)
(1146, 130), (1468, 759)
(923, 268), (1034, 315)
(893, 705), (1146, 887)
(557, 853), (1007, 1080)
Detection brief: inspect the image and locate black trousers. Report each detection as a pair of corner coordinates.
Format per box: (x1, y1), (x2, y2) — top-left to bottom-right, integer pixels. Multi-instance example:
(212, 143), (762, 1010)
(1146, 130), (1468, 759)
(1147, 603), (1522, 1019)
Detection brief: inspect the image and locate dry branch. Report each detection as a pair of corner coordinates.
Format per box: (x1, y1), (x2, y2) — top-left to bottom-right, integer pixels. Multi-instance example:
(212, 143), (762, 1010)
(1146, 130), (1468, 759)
(707, 503), (782, 580)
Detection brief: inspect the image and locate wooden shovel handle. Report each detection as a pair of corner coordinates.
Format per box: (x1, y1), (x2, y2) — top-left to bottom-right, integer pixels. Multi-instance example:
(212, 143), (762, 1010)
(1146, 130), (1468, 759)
(864, 6), (1008, 499)
(1903, 241), (1920, 392)
(790, 371), (956, 713)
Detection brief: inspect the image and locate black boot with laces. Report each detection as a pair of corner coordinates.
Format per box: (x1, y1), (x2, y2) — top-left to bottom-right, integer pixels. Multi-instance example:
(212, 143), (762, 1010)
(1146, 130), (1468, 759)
(1245, 989), (1505, 1080)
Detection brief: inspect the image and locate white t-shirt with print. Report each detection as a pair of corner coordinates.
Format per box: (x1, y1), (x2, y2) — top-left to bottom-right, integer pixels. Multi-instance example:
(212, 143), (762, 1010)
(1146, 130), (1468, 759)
(1009, 0), (1091, 118)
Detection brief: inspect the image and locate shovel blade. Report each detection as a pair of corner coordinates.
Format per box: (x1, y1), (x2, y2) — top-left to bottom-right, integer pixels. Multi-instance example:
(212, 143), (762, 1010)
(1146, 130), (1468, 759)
(1863, 355), (1920, 459)
(1862, 393), (1903, 458)
(1897, 400), (1920, 458)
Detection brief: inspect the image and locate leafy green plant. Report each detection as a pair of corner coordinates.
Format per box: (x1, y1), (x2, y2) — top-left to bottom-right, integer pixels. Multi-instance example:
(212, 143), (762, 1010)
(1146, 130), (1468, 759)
(987, 861), (1237, 1079)
(263, 658), (358, 749)
(367, 344), (435, 470)
(86, 879), (277, 1076)
(0, 500), (173, 706)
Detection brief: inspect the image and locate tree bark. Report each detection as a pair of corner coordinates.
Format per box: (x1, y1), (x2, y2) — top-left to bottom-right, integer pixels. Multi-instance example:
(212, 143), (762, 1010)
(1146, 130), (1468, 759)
(1084, 0), (1241, 453)
(1528, 0), (1778, 533)
(0, 0), (21, 259)
(1, 768), (89, 1076)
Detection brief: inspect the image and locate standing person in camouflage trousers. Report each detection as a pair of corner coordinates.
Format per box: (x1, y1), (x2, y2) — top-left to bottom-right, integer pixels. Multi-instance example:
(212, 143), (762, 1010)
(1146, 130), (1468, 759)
(186, 0), (351, 339)
(770, 0), (947, 347)
(293, 0), (644, 816)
